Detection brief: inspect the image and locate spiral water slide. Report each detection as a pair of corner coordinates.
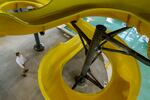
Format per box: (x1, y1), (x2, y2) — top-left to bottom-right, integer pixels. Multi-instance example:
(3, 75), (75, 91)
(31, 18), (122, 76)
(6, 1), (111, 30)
(0, 0), (150, 100)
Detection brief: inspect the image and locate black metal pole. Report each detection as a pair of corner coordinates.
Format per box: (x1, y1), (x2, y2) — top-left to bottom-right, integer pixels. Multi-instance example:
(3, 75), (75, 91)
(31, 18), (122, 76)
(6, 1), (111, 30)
(13, 7), (45, 52)
(33, 33), (44, 52)
(71, 21), (91, 45)
(98, 27), (131, 48)
(101, 47), (129, 55)
(34, 33), (41, 45)
(85, 75), (104, 89)
(78, 33), (88, 55)
(80, 25), (106, 77)
(72, 25), (105, 89)
(101, 31), (150, 66)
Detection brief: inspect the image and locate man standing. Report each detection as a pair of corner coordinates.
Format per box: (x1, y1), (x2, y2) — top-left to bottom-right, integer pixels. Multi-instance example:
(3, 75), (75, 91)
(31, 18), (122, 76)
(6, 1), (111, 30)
(16, 52), (29, 77)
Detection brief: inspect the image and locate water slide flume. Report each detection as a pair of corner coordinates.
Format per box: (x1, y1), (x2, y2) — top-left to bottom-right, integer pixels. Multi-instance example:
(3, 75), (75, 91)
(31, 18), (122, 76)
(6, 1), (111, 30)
(38, 24), (141, 100)
(0, 0), (149, 37)
(0, 0), (149, 55)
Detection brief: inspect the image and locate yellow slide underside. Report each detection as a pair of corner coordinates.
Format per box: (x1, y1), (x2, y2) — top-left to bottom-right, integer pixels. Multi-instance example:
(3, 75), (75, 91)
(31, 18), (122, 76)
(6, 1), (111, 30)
(0, 0), (148, 100)
(0, 0), (149, 56)
(0, 0), (149, 37)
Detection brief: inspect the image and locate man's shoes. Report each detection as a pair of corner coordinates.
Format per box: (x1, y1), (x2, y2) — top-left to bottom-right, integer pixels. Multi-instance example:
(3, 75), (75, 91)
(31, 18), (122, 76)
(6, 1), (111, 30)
(22, 74), (27, 77)
(23, 69), (29, 73)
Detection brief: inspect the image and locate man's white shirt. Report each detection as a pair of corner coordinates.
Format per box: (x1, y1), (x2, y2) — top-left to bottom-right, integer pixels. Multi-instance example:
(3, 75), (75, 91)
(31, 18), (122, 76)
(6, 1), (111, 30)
(16, 55), (27, 69)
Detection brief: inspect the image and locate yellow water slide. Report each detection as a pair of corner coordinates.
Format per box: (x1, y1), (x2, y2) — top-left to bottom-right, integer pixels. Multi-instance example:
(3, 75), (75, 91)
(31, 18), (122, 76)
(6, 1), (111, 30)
(0, 0), (150, 36)
(38, 19), (140, 100)
(0, 0), (149, 55)
(0, 0), (149, 100)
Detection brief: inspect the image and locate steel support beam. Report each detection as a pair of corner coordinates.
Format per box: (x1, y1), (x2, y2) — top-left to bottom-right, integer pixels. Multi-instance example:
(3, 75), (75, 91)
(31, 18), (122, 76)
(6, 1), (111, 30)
(33, 33), (44, 52)
(72, 25), (105, 89)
